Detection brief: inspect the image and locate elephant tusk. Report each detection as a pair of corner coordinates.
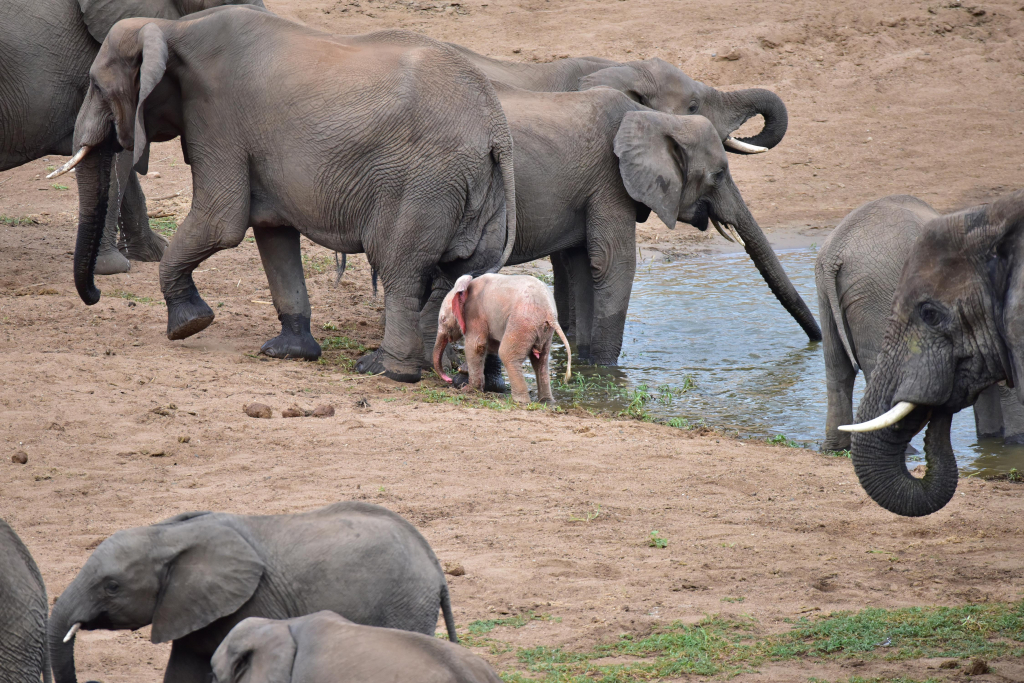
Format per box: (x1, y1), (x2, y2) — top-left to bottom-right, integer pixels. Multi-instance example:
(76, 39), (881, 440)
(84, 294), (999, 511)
(838, 401), (917, 433)
(711, 218), (736, 243)
(63, 623), (82, 643)
(724, 137), (768, 154)
(47, 147), (91, 179)
(726, 223), (746, 247)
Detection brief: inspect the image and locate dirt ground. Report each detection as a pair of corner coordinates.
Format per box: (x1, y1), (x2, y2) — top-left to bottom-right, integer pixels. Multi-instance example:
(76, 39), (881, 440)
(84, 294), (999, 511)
(2, 0), (1024, 681)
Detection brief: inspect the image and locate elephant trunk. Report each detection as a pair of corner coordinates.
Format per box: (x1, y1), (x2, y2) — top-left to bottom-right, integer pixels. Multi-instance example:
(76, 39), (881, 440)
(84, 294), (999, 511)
(718, 88), (789, 152)
(433, 331), (452, 383)
(48, 595), (80, 683)
(722, 186), (822, 341)
(73, 137), (116, 305)
(850, 362), (959, 517)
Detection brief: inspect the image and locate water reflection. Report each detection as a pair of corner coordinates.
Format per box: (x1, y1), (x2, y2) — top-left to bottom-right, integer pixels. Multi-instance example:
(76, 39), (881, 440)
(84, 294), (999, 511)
(549, 247), (1024, 476)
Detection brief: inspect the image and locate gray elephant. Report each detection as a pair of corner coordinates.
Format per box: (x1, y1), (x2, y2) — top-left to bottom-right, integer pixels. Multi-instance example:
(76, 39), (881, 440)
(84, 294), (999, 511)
(1, 519), (49, 683)
(423, 86), (818, 371)
(49, 502), (457, 683)
(841, 190), (1024, 516)
(0, 0), (260, 273)
(212, 612), (500, 683)
(59, 7), (515, 383)
(816, 195), (1024, 452)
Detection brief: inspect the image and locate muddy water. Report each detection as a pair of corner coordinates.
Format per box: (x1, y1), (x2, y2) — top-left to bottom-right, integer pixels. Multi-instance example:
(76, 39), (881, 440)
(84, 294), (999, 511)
(550, 247), (1024, 476)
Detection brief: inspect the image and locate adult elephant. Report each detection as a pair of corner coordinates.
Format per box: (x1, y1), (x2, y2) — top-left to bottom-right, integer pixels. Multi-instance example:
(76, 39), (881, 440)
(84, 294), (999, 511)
(58, 7), (515, 382)
(0, 0), (260, 273)
(0, 518), (49, 683)
(49, 503), (457, 683)
(841, 190), (1024, 516)
(426, 86), (818, 375)
(817, 195), (1024, 452)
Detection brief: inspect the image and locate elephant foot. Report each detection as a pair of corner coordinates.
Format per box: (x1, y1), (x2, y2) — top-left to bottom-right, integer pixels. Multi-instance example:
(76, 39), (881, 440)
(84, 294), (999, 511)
(94, 249), (131, 275)
(166, 285), (215, 340)
(821, 439), (851, 453)
(261, 313), (321, 360)
(355, 348), (422, 383)
(483, 354), (507, 393)
(511, 391), (532, 405)
(125, 229), (169, 262)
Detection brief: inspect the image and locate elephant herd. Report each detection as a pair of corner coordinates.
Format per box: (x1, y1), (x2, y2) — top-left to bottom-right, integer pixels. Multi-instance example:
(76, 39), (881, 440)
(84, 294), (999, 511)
(0, 503), (502, 683)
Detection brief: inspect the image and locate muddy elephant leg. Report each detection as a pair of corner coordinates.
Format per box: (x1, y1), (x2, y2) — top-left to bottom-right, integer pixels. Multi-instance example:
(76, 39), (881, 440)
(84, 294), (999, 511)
(163, 642), (212, 683)
(355, 273), (430, 382)
(551, 251), (576, 339)
(587, 221), (635, 365)
(821, 294), (857, 451)
(998, 384), (1024, 444)
(562, 247), (594, 362)
(498, 334), (532, 404)
(974, 384), (1005, 440)
(119, 170), (168, 262)
(252, 225), (321, 360)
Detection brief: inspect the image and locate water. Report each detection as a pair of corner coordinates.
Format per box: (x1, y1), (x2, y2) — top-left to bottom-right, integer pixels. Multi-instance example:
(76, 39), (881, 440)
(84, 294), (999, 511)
(550, 247), (1024, 477)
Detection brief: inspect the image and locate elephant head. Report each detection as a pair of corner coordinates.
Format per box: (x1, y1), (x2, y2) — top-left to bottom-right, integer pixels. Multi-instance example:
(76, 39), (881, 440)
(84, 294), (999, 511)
(841, 190), (1024, 516)
(580, 58), (787, 154)
(76, 0), (266, 42)
(432, 274), (473, 381)
(49, 513), (264, 683)
(211, 617), (297, 683)
(613, 112), (820, 341)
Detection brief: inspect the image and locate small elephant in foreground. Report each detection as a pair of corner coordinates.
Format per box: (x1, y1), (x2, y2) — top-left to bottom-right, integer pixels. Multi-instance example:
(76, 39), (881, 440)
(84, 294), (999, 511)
(1, 518), (50, 683)
(434, 274), (571, 404)
(49, 502), (456, 683)
(815, 195), (1024, 452)
(212, 611), (501, 683)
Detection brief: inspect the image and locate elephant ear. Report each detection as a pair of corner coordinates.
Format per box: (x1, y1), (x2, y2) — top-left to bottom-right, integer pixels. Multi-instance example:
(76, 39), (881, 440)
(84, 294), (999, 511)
(213, 617), (296, 683)
(151, 522), (264, 644)
(980, 192), (1024, 399)
(613, 111), (684, 229)
(579, 64), (649, 105)
(131, 23), (169, 174)
(77, 0), (181, 43)
(451, 274), (473, 334)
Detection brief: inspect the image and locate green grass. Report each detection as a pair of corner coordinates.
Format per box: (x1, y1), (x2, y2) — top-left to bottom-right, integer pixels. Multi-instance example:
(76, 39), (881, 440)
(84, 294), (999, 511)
(321, 336), (368, 353)
(52, 184), (69, 190)
(417, 386), (538, 412)
(109, 289), (154, 304)
(149, 217), (178, 237)
(302, 253), (335, 277)
(476, 601), (1024, 683)
(825, 449), (853, 458)
(647, 530), (668, 548)
(0, 215), (36, 226)
(767, 433), (803, 448)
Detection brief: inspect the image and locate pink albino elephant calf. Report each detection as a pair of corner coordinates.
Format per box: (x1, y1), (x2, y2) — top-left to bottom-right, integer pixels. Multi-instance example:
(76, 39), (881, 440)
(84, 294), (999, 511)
(434, 274), (571, 404)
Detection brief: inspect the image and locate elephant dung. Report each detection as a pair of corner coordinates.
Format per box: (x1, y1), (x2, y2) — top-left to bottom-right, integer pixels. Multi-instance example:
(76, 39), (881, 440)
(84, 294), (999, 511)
(443, 561), (466, 576)
(243, 402), (273, 419)
(11, 450), (27, 464)
(312, 404), (335, 418)
(963, 659), (989, 676)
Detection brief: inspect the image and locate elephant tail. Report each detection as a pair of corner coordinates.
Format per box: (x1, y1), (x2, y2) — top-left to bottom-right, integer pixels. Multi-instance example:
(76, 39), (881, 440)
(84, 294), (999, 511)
(441, 583), (458, 643)
(821, 256), (859, 371)
(552, 320), (571, 383)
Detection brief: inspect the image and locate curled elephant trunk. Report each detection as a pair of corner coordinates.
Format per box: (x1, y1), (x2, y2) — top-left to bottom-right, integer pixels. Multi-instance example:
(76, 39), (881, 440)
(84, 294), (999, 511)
(73, 137), (116, 305)
(719, 88), (789, 153)
(48, 595), (80, 683)
(433, 332), (452, 383)
(720, 186), (822, 341)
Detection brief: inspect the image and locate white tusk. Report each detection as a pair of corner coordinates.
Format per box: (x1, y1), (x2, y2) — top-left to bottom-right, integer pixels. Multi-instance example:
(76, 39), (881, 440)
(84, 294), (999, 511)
(46, 147), (91, 179)
(63, 623), (82, 643)
(838, 401), (917, 433)
(726, 223), (745, 247)
(724, 137), (768, 154)
(711, 218), (736, 243)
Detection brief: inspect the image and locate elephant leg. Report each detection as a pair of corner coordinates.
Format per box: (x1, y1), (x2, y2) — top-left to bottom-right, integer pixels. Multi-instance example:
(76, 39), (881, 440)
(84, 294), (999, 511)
(119, 171), (168, 262)
(355, 272), (430, 382)
(587, 220), (635, 365)
(531, 342), (554, 404)
(563, 247), (594, 362)
(973, 384), (1005, 440)
(463, 333), (488, 392)
(821, 293), (857, 451)
(94, 171), (131, 275)
(498, 333), (532, 404)
(163, 642), (213, 683)
(253, 225), (321, 360)
(551, 251), (576, 340)
(997, 384), (1024, 444)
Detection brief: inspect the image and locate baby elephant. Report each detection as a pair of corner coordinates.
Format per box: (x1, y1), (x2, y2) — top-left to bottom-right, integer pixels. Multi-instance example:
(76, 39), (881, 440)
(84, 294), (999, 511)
(212, 611), (502, 683)
(434, 274), (571, 404)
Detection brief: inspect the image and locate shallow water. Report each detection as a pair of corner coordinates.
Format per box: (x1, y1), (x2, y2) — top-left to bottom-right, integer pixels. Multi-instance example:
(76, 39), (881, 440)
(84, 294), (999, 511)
(549, 247), (1024, 477)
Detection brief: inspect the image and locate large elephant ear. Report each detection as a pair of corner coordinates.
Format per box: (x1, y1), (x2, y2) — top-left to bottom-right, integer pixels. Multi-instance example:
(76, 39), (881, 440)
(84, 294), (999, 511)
(78, 0), (181, 43)
(130, 23), (169, 174)
(579, 64), (649, 104)
(979, 191), (1024, 400)
(613, 111), (684, 229)
(151, 522), (264, 643)
(213, 617), (296, 683)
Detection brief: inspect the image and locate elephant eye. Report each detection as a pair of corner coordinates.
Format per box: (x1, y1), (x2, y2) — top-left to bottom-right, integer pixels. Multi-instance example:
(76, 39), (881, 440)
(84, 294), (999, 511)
(104, 580), (119, 594)
(918, 302), (947, 328)
(688, 100), (699, 114)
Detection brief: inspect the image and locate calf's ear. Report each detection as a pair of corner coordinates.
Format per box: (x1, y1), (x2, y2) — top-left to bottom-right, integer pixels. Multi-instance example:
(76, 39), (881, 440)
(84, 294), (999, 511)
(452, 275), (473, 334)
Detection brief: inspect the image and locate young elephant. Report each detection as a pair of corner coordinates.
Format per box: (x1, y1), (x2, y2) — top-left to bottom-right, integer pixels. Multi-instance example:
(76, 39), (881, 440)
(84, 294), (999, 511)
(212, 612), (501, 683)
(0, 519), (50, 683)
(49, 502), (456, 683)
(433, 274), (571, 404)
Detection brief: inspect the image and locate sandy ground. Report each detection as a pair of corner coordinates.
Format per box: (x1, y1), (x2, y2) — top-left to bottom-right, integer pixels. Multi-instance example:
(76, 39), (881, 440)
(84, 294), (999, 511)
(2, 0), (1024, 681)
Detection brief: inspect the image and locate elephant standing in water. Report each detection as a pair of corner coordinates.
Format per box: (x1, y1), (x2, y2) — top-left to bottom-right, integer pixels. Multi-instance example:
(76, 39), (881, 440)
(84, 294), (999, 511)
(61, 8), (515, 382)
(0, 0), (261, 273)
(49, 503), (457, 683)
(816, 195), (1024, 453)
(0, 519), (49, 683)
(842, 190), (1024, 516)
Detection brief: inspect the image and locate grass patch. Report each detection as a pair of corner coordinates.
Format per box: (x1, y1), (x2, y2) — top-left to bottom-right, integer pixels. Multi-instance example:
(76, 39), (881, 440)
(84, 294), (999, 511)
(302, 253), (335, 277)
(477, 602), (1024, 683)
(825, 449), (852, 458)
(767, 433), (803, 448)
(321, 336), (368, 353)
(149, 217), (178, 237)
(647, 530), (668, 548)
(52, 183), (69, 190)
(0, 215), (37, 226)
(109, 289), (154, 304)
